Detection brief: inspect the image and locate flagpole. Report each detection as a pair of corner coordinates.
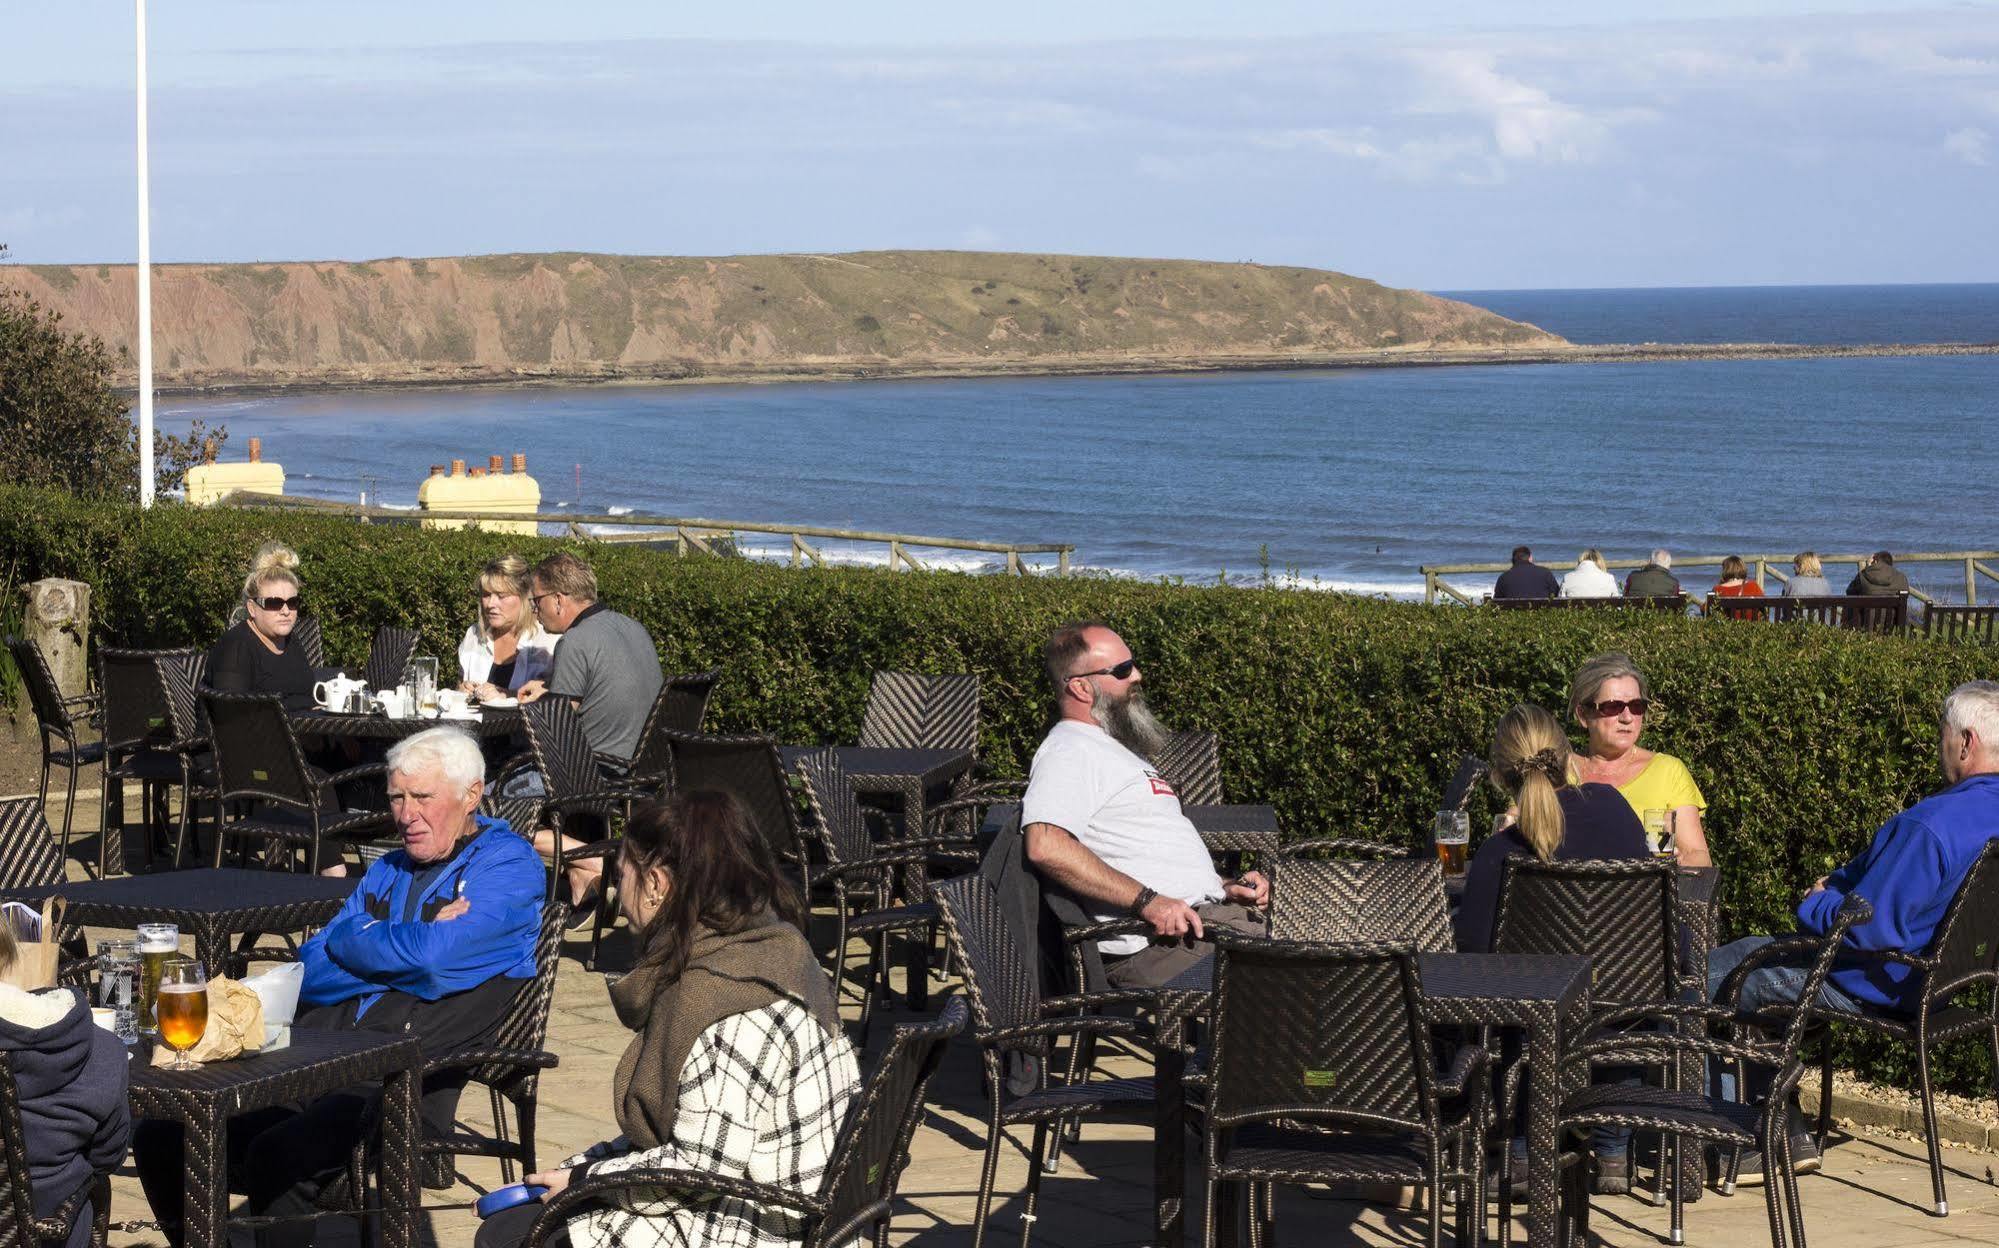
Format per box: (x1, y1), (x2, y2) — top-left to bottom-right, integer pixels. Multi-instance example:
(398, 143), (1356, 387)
(136, 0), (155, 506)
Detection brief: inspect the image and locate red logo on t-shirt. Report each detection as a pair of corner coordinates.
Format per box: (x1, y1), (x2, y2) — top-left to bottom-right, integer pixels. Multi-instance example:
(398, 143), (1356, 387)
(1149, 777), (1176, 797)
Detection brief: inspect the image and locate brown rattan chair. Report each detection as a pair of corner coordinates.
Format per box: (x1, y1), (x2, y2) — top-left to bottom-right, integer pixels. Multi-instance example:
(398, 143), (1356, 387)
(858, 671), (980, 752)
(97, 647), (202, 878)
(931, 872), (1164, 1248)
(153, 653), (221, 870)
(360, 626), (420, 692)
(1752, 840), (1999, 1219)
(1267, 855), (1453, 949)
(199, 688), (392, 872)
(1202, 929), (1488, 1248)
(291, 615), (328, 668)
(1550, 896), (1873, 1248)
(618, 667), (723, 800)
(519, 997), (966, 1248)
(5, 635), (102, 870)
(664, 731), (812, 899)
(0, 1047), (113, 1248)
(0, 798), (85, 961)
(1153, 730), (1224, 805)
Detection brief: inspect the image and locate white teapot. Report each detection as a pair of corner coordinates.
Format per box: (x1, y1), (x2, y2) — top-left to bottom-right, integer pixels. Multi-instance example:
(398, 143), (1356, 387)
(312, 674), (370, 712)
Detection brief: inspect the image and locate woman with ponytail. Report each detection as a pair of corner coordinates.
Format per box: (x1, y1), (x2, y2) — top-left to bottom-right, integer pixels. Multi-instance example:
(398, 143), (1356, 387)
(1453, 703), (1646, 955)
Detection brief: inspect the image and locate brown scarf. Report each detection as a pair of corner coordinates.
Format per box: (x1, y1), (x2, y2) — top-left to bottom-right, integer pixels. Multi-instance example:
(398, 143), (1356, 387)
(607, 911), (843, 1150)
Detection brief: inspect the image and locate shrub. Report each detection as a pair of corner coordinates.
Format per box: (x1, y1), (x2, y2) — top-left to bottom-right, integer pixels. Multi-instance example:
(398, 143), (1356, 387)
(1, 483), (1992, 1091)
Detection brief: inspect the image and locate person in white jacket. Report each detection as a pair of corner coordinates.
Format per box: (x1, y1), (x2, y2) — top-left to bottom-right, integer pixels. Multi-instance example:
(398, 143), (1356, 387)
(456, 555), (558, 701)
(1561, 549), (1620, 598)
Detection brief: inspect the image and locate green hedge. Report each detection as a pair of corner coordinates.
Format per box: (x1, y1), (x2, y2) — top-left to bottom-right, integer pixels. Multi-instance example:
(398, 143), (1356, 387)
(3, 484), (1993, 1092)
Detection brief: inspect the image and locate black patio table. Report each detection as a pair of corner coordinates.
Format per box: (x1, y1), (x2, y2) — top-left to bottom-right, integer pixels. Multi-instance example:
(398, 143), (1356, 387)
(0, 868), (357, 976)
(779, 745), (977, 843)
(1148, 950), (1591, 1248)
(129, 1027), (422, 1248)
(291, 706), (523, 741)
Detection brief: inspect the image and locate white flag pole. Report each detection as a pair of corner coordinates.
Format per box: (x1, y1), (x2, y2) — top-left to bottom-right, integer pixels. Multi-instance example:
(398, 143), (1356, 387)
(136, 0), (155, 506)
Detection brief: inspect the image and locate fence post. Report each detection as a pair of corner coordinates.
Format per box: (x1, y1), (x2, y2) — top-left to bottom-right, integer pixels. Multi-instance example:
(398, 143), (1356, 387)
(1007, 551), (1021, 575)
(1967, 557), (1977, 607)
(1059, 549), (1070, 577)
(1425, 571), (1437, 605)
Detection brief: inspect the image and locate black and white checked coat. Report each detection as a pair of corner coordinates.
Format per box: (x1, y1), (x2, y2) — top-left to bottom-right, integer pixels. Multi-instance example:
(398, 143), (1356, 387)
(559, 999), (860, 1248)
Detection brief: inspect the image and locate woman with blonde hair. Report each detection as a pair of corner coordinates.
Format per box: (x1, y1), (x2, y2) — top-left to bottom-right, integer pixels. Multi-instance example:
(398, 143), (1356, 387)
(1560, 548), (1618, 598)
(1569, 651), (1713, 866)
(456, 554), (557, 701)
(1785, 550), (1833, 597)
(207, 541), (314, 711)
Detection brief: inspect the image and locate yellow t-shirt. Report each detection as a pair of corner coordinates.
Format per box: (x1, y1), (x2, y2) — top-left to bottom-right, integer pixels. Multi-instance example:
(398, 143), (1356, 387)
(1616, 753), (1707, 818)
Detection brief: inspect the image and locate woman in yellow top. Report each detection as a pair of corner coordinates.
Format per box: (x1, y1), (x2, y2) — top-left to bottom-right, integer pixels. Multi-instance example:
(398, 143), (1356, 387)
(1567, 651), (1712, 866)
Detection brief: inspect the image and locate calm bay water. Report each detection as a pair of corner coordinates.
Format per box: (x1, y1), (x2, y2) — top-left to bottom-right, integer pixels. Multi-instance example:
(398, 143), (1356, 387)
(161, 285), (1999, 600)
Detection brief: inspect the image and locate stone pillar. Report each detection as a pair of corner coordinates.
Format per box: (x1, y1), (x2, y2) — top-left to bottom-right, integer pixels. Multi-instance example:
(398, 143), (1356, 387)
(22, 578), (91, 699)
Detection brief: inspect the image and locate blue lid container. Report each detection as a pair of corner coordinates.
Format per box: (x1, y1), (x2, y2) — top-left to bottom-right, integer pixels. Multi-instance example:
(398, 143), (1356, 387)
(476, 1184), (548, 1219)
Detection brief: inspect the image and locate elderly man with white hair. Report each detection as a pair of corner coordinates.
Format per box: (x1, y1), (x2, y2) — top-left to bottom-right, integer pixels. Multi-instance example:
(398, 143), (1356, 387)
(1705, 680), (1999, 1182)
(134, 727), (545, 1248)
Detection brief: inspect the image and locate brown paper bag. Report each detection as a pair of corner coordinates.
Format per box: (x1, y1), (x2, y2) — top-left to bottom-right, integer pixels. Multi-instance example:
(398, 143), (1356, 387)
(0, 897), (63, 991)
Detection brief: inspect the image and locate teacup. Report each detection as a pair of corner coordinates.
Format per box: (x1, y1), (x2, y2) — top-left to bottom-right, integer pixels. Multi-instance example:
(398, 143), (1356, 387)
(90, 1007), (118, 1032)
(376, 688), (413, 719)
(437, 689), (470, 715)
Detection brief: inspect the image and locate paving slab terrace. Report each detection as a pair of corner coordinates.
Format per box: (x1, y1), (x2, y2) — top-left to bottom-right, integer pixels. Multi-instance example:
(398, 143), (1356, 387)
(30, 790), (1999, 1248)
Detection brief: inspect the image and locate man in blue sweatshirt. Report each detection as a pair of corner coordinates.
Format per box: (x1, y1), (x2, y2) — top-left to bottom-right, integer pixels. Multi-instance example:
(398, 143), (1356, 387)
(136, 727), (545, 1248)
(1707, 680), (1999, 1181)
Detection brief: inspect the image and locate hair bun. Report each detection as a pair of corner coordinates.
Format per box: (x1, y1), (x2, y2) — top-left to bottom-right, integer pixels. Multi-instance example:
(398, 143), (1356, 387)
(250, 541), (300, 577)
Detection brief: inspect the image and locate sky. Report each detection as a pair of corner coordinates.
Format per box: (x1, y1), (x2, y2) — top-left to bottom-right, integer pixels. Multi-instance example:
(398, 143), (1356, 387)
(3, 2), (1996, 289)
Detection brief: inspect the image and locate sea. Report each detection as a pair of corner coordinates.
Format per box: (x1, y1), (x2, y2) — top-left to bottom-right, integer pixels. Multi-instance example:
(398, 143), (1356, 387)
(159, 283), (1999, 603)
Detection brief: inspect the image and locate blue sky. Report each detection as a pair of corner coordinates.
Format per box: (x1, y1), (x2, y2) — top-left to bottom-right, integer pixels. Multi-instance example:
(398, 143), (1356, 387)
(3, 2), (1996, 288)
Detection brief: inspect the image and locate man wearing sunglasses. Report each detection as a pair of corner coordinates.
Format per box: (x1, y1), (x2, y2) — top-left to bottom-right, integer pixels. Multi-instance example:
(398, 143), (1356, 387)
(1022, 621), (1269, 989)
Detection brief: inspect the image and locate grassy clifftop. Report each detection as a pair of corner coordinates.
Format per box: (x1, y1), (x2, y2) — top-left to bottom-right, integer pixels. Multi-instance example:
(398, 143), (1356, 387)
(3, 250), (1564, 390)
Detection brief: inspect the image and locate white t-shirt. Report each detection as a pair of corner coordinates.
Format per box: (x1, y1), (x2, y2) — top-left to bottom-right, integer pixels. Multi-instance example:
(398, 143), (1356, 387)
(1021, 720), (1224, 956)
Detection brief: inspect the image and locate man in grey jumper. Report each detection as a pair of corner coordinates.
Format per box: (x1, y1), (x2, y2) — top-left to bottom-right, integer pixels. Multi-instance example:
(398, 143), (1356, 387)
(518, 551), (664, 761)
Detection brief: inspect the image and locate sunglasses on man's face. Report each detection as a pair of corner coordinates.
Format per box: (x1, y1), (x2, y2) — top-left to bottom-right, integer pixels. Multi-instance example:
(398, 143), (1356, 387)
(1070, 657), (1138, 682)
(1585, 698), (1649, 718)
(254, 595), (302, 613)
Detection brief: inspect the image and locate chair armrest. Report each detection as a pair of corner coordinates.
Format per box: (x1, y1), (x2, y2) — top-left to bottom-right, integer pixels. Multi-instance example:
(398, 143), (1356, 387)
(876, 829), (984, 856)
(985, 1014), (1148, 1045)
(1434, 1043), (1490, 1100)
(1062, 916), (1151, 944)
(813, 851), (939, 886)
(1561, 1032), (1780, 1073)
(1042, 989), (1178, 1015)
(1281, 837), (1407, 860)
(423, 1046), (560, 1078)
(320, 760), (391, 790)
(527, 1168), (824, 1247)
(61, 690), (100, 711)
(545, 789), (633, 816)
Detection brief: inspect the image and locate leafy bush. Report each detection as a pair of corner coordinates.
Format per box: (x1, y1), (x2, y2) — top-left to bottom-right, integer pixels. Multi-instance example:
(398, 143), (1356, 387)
(2, 483), (1993, 1091)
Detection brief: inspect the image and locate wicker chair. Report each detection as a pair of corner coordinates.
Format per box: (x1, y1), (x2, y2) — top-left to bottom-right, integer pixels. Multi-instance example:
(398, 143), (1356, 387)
(360, 626), (420, 692)
(1203, 930), (1488, 1248)
(1550, 896), (1873, 1248)
(153, 653), (220, 870)
(96, 647), (201, 878)
(291, 615), (328, 668)
(1750, 840), (1999, 1219)
(199, 689), (392, 872)
(620, 668), (723, 797)
(1153, 730), (1223, 805)
(521, 997), (966, 1248)
(1267, 855), (1453, 949)
(931, 872), (1165, 1248)
(794, 748), (984, 1042)
(858, 671), (980, 752)
(664, 732), (812, 900)
(0, 799), (84, 959)
(5, 636), (102, 871)
(1488, 857), (1683, 1238)
(0, 1048), (113, 1248)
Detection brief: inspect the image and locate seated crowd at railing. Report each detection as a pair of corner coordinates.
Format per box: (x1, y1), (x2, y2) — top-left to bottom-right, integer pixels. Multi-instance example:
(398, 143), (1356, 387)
(9, 544), (1999, 1248)
(1494, 544), (1910, 605)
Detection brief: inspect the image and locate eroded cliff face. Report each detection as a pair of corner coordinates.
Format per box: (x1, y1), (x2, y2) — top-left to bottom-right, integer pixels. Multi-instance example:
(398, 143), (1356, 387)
(3, 250), (1564, 389)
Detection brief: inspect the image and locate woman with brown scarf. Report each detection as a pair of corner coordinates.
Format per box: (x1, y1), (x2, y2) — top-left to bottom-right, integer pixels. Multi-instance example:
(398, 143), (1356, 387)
(476, 791), (858, 1248)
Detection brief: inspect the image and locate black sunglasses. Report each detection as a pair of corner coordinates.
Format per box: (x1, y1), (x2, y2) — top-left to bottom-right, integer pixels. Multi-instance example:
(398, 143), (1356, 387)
(254, 595), (302, 612)
(1585, 698), (1650, 718)
(1069, 658), (1138, 682)
(530, 591), (562, 606)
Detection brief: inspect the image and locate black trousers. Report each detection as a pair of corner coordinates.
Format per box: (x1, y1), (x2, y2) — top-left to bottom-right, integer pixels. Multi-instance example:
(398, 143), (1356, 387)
(474, 1198), (590, 1248)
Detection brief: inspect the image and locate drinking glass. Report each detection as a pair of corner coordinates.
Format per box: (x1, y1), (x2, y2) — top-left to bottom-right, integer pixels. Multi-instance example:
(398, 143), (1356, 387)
(136, 922), (179, 1034)
(96, 939), (140, 1044)
(1643, 808), (1677, 863)
(1433, 809), (1470, 879)
(155, 957), (208, 1071)
(411, 657), (440, 717)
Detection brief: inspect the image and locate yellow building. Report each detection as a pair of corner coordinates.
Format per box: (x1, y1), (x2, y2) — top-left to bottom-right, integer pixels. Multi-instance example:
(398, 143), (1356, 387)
(185, 437), (285, 505)
(418, 454), (541, 535)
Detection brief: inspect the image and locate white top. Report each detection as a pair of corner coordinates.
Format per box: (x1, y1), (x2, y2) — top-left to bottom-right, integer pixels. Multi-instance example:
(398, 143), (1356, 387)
(1560, 562), (1620, 598)
(1022, 720), (1224, 956)
(456, 622), (558, 692)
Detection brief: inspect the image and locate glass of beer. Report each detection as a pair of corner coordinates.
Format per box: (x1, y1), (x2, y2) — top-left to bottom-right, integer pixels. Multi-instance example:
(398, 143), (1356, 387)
(156, 957), (208, 1071)
(1643, 808), (1676, 864)
(410, 656), (440, 717)
(1433, 810), (1470, 879)
(136, 922), (179, 1035)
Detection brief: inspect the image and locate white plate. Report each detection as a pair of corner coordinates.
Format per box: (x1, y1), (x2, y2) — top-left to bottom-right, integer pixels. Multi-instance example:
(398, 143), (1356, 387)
(480, 696), (519, 709)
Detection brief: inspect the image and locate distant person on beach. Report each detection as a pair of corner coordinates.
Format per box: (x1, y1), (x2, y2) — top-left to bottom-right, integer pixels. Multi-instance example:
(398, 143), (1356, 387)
(515, 551), (663, 920)
(1494, 546), (1560, 599)
(456, 554), (557, 700)
(1561, 549), (1619, 599)
(1785, 551), (1833, 597)
(1709, 555), (1766, 618)
(1847, 550), (1911, 597)
(1022, 621), (1270, 989)
(1568, 651), (1712, 867)
(1624, 549), (1681, 597)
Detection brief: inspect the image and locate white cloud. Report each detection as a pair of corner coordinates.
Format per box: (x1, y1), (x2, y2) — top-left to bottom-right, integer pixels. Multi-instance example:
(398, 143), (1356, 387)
(1944, 125), (1991, 165)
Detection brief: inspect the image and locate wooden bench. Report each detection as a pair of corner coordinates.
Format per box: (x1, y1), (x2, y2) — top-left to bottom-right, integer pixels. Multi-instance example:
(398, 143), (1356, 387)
(1489, 595), (1687, 612)
(1699, 593), (1909, 631)
(1924, 604), (1999, 643)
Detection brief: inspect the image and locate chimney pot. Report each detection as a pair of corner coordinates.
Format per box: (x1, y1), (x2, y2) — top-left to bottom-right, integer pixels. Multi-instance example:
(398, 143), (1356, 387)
(202, 437), (218, 464)
(248, 437), (262, 463)
(470, 466), (486, 478)
(512, 453), (527, 474)
(429, 464), (445, 478)
(489, 454), (503, 473)
(450, 459), (466, 476)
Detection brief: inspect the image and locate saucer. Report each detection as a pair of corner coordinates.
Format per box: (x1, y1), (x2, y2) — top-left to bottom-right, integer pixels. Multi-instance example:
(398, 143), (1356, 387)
(479, 696), (519, 709)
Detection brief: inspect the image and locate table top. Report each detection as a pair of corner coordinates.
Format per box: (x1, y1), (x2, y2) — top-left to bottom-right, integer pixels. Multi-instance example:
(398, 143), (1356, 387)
(0, 868), (358, 918)
(292, 706), (522, 739)
(779, 745), (974, 785)
(1154, 949), (1591, 1014)
(129, 1026), (420, 1101)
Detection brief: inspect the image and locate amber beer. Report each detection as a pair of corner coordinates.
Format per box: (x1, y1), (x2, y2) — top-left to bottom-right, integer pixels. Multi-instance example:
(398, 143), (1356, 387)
(1432, 810), (1470, 880)
(156, 983), (208, 1054)
(136, 923), (179, 1033)
(1435, 837), (1468, 876)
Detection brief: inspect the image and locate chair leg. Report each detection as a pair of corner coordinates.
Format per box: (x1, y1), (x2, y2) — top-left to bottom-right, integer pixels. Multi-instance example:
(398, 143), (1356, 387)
(1200, 1174), (1219, 1248)
(490, 1084), (516, 1185)
(1817, 1036), (1835, 1146)
(1915, 1037), (1950, 1216)
(1778, 1126), (1807, 1248)
(1020, 1123), (1048, 1248)
(971, 1087), (1005, 1248)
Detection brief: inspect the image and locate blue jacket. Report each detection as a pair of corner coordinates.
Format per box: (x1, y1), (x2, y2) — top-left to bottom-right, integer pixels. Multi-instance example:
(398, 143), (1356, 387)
(1796, 772), (1999, 1010)
(300, 816), (544, 1018)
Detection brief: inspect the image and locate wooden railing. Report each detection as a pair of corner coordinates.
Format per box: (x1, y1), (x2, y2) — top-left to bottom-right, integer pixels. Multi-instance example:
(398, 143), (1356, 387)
(214, 492), (1074, 576)
(1418, 551), (1999, 607)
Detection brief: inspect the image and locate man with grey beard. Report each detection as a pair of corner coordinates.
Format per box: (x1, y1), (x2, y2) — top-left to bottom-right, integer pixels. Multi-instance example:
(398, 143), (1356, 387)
(1022, 621), (1269, 988)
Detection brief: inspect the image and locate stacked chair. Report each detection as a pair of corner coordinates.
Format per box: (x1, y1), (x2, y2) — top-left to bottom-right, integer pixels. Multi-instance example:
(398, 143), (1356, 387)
(5, 635), (102, 867)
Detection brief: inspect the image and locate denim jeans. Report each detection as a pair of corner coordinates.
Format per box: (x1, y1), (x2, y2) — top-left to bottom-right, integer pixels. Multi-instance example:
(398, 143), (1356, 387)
(1706, 935), (1865, 1103)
